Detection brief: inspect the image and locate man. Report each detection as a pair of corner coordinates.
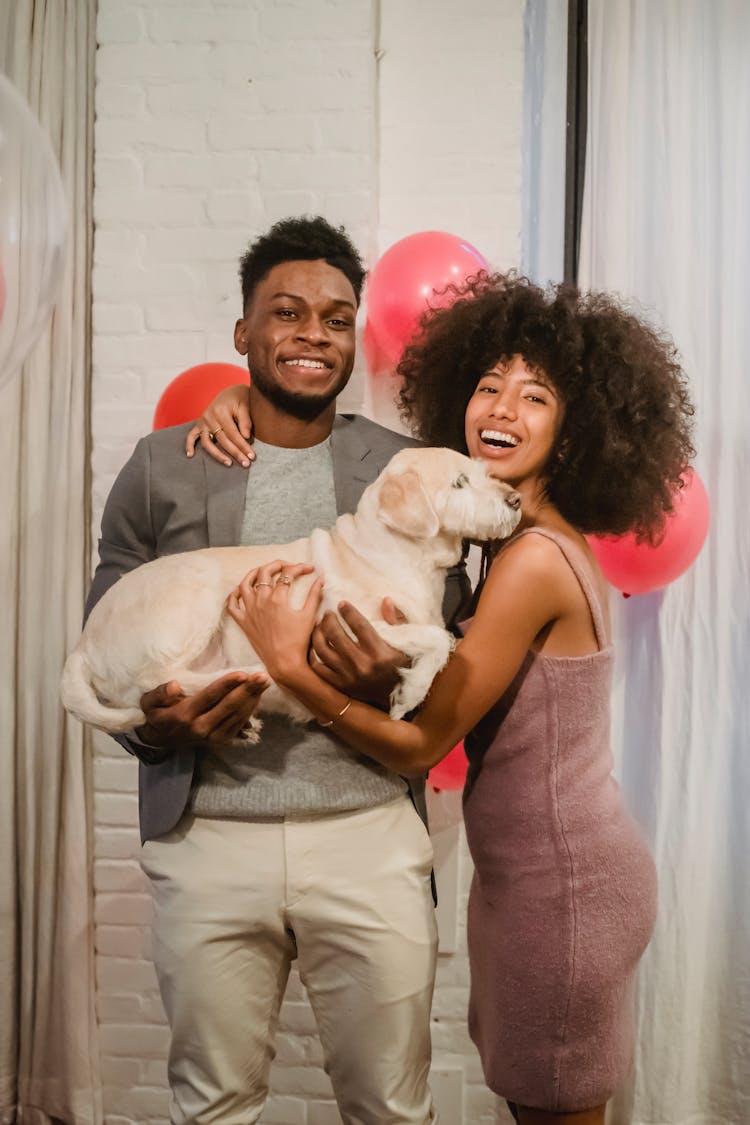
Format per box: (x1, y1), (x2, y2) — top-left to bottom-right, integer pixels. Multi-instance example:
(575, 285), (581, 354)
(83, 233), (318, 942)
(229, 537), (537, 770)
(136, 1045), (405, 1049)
(88, 216), (470, 1125)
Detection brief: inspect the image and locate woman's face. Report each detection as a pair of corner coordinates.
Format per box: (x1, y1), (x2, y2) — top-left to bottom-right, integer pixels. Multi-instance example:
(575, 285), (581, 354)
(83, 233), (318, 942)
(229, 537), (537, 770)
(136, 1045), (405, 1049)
(464, 354), (564, 492)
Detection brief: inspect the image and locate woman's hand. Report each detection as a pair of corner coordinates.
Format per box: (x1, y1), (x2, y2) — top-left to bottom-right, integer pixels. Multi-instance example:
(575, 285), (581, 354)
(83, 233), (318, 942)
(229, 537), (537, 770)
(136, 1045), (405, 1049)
(226, 560), (325, 684)
(186, 383), (254, 467)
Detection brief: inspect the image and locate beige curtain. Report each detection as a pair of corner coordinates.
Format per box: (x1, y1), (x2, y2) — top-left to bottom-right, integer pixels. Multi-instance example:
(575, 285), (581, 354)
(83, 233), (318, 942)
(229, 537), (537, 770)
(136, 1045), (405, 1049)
(0, 2), (100, 1122)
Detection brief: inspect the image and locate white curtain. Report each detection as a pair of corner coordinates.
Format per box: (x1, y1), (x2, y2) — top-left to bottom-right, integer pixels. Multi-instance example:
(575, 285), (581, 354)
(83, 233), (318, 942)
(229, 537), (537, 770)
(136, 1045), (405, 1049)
(577, 3), (749, 1123)
(0, 2), (101, 1122)
(521, 0), (567, 289)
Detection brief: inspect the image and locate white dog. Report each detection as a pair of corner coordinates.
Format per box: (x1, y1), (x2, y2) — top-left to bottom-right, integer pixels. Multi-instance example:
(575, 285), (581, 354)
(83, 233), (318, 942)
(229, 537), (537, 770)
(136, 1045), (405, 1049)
(61, 447), (521, 735)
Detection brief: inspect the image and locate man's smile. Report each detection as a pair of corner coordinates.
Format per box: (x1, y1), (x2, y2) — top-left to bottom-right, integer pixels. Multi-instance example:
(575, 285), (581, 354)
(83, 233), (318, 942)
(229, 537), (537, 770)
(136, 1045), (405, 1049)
(281, 356), (331, 370)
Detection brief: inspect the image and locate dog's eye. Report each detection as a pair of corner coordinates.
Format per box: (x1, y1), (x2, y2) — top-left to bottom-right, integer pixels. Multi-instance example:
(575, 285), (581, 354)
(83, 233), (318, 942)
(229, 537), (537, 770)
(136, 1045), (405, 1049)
(452, 474), (469, 489)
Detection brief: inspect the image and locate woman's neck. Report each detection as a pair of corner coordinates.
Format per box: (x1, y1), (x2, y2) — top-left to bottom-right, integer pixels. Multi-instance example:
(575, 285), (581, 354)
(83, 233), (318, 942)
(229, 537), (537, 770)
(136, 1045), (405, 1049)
(512, 482), (579, 541)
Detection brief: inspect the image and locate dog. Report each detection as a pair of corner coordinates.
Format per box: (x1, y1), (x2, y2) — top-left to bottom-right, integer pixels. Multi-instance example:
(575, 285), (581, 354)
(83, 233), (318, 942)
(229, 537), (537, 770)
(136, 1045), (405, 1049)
(60, 447), (521, 735)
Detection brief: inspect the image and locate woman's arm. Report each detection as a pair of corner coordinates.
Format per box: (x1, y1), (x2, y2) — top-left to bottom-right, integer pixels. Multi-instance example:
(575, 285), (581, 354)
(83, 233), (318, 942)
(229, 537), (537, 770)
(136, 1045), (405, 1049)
(186, 383), (253, 466)
(228, 535), (570, 775)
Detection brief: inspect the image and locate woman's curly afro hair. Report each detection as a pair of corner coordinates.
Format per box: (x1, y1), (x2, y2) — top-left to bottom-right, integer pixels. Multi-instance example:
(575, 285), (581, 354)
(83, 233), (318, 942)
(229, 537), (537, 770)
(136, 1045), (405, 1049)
(397, 272), (695, 542)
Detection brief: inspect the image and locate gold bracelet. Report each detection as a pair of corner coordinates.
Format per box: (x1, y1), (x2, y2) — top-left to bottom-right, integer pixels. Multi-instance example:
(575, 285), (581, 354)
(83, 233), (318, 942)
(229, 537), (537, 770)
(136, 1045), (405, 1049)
(317, 699), (353, 728)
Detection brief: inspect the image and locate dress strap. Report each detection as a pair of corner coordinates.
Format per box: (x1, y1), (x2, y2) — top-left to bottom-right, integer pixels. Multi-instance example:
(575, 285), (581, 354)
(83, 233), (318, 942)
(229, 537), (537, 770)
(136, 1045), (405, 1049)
(501, 528), (610, 650)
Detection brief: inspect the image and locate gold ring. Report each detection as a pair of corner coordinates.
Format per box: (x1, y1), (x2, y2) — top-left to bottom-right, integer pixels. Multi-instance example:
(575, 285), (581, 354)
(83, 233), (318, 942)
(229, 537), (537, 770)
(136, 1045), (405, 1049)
(277, 575), (292, 586)
(253, 581), (273, 590)
(209, 425), (224, 442)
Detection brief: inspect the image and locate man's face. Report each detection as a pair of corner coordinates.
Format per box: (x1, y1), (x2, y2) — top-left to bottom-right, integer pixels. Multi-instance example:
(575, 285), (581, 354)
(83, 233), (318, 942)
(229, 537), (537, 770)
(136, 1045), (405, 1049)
(234, 259), (358, 421)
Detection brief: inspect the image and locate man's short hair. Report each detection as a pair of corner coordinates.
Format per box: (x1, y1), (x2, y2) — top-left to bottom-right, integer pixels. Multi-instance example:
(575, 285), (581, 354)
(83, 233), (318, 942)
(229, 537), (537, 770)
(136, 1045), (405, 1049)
(239, 216), (366, 309)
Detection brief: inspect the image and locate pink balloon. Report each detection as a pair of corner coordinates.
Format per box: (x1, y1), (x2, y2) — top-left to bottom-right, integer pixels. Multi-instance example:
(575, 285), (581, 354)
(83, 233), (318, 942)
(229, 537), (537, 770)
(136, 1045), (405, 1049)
(587, 470), (710, 595)
(366, 231), (490, 369)
(361, 317), (391, 378)
(428, 741), (468, 792)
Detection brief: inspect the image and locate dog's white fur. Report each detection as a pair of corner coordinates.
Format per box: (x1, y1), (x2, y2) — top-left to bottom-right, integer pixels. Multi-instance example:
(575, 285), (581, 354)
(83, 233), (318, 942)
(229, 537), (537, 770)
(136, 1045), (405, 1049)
(61, 447), (520, 735)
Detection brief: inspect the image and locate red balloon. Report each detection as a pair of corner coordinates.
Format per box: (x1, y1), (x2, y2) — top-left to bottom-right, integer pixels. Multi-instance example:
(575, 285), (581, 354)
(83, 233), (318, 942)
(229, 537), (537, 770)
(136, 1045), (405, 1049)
(587, 470), (710, 595)
(428, 741), (468, 792)
(366, 231), (490, 369)
(153, 362), (248, 430)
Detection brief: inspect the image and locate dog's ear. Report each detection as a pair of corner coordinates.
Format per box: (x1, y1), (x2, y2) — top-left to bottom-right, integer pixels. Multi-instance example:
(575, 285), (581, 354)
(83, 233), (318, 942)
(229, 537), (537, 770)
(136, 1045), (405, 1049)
(377, 468), (441, 538)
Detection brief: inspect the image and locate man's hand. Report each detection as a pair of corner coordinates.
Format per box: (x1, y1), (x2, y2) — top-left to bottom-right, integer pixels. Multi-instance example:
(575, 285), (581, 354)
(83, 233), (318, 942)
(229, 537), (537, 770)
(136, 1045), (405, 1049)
(310, 598), (409, 709)
(136, 672), (269, 748)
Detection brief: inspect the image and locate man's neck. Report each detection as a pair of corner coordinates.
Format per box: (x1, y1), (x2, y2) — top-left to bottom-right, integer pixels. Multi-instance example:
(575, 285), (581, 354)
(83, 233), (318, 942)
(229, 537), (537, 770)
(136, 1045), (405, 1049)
(249, 388), (337, 449)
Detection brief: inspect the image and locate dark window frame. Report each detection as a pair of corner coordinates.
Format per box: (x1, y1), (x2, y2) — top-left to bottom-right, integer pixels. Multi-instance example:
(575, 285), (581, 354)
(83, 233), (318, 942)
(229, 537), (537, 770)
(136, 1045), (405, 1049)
(564, 0), (588, 284)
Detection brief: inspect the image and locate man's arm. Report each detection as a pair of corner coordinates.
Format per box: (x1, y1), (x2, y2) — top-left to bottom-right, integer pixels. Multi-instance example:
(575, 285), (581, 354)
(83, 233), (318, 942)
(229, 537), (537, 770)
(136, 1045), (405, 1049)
(86, 437), (157, 618)
(87, 437), (266, 762)
(86, 438), (170, 762)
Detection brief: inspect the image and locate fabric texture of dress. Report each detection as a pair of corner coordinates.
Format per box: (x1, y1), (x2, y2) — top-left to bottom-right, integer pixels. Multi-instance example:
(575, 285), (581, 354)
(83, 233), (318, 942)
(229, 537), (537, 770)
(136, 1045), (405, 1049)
(461, 528), (658, 1112)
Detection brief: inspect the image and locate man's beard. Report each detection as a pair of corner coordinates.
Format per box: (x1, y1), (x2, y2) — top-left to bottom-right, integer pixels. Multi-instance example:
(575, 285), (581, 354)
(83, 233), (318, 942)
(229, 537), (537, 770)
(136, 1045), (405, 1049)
(249, 363), (350, 422)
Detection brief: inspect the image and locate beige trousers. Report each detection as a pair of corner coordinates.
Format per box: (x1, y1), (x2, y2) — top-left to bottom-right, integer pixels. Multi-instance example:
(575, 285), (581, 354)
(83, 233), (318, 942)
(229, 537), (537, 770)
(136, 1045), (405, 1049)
(141, 797), (438, 1125)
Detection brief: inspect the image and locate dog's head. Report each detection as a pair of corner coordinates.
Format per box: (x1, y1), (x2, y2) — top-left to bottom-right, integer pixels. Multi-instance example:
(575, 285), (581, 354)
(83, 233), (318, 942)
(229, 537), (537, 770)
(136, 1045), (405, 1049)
(373, 447), (521, 544)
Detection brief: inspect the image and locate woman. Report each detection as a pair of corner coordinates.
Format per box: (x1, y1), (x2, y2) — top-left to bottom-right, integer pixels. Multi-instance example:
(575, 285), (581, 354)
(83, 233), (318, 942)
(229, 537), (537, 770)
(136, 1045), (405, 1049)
(194, 275), (695, 1124)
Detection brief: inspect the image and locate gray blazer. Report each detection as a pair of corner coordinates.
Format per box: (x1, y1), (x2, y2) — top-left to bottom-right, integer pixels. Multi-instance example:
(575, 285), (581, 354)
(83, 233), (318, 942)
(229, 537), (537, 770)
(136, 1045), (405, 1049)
(87, 414), (471, 843)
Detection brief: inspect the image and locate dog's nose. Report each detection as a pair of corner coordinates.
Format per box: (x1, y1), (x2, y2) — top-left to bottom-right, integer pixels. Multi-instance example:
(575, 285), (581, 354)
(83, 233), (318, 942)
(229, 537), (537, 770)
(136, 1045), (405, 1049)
(507, 490), (521, 510)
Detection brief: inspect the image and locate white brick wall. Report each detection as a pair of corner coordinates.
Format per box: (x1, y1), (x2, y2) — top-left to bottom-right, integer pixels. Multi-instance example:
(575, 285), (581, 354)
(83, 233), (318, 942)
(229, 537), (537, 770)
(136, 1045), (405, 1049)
(91, 2), (524, 1121)
(377, 0), (522, 265)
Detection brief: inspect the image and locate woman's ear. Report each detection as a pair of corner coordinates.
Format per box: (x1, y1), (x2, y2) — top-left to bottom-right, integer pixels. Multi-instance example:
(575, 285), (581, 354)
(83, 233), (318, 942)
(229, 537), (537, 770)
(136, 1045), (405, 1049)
(555, 436), (570, 464)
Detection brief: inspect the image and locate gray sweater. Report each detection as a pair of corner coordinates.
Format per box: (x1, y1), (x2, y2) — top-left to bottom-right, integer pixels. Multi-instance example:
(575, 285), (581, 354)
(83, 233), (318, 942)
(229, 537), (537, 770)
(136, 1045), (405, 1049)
(190, 438), (407, 819)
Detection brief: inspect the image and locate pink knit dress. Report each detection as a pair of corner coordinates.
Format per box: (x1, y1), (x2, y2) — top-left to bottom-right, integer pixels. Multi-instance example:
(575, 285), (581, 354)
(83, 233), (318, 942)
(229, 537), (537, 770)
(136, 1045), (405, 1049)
(461, 528), (657, 1112)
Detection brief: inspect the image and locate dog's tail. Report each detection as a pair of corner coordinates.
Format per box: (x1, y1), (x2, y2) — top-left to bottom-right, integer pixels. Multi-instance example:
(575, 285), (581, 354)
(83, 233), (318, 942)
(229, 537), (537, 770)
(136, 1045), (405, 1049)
(60, 649), (145, 733)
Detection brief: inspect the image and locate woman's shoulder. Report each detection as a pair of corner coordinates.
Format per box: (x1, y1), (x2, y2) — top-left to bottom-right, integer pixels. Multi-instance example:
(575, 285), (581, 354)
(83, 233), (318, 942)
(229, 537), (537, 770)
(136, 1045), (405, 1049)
(493, 525), (580, 574)
(474, 528), (577, 625)
(489, 525), (611, 647)
(484, 525), (596, 616)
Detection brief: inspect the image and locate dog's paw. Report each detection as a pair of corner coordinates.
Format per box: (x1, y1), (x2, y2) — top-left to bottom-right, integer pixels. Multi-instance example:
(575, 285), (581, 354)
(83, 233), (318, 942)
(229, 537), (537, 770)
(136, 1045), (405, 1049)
(238, 715), (263, 744)
(388, 628), (455, 718)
